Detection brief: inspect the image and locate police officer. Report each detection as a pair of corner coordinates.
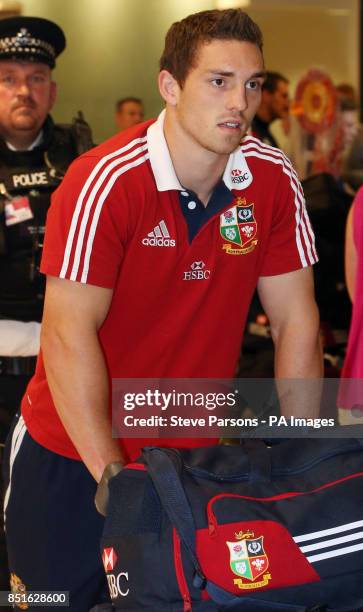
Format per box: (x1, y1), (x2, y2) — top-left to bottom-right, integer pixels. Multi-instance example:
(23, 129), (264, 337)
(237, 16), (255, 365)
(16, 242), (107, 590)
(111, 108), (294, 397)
(0, 17), (93, 442)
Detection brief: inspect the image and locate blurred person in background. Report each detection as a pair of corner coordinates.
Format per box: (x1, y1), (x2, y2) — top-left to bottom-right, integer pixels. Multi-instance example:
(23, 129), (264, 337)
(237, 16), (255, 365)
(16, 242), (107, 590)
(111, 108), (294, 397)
(115, 96), (144, 132)
(330, 83), (362, 192)
(251, 70), (290, 147)
(336, 83), (357, 106)
(338, 95), (363, 193)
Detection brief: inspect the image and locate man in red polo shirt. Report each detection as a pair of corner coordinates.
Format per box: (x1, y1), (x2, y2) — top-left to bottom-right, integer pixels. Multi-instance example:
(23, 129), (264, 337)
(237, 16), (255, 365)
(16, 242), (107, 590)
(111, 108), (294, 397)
(3, 8), (321, 611)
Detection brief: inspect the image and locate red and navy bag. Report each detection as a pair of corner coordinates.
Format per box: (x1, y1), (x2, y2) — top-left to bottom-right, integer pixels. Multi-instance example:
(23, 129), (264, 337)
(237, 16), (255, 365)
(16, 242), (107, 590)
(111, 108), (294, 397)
(100, 438), (363, 611)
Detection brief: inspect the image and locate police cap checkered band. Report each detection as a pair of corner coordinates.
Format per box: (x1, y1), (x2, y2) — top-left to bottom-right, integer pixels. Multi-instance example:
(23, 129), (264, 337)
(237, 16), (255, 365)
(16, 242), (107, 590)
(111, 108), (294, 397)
(0, 16), (66, 68)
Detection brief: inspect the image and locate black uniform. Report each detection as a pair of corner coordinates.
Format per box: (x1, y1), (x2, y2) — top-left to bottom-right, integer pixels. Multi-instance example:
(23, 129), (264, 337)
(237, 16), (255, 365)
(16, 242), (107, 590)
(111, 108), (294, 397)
(0, 114), (93, 441)
(251, 114), (279, 148)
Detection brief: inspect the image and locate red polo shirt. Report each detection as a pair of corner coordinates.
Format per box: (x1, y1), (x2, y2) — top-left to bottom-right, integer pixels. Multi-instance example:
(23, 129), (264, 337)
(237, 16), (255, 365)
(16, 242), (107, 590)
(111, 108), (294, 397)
(21, 113), (317, 460)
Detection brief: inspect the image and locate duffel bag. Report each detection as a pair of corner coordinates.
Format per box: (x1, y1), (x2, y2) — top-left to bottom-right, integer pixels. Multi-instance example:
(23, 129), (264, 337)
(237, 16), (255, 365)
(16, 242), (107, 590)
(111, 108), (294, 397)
(101, 438), (363, 611)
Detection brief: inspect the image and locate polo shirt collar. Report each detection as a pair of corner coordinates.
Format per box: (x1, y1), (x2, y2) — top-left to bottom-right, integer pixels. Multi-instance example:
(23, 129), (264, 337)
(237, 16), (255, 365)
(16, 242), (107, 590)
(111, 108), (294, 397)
(223, 142), (253, 190)
(147, 110), (183, 191)
(147, 109), (253, 192)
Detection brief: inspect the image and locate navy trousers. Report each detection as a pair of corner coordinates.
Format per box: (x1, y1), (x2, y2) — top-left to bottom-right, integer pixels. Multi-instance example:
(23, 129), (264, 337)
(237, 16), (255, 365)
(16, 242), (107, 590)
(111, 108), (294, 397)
(2, 414), (111, 611)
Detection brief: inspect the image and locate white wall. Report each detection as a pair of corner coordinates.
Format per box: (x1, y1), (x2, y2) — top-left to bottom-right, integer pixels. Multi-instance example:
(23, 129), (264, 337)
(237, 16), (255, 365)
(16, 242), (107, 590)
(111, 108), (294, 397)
(247, 0), (359, 97)
(4, 0), (360, 142)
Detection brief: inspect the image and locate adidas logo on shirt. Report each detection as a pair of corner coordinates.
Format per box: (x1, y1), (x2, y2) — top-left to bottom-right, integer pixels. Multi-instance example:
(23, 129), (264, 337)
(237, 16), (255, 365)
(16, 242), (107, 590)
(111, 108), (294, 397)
(142, 220), (176, 247)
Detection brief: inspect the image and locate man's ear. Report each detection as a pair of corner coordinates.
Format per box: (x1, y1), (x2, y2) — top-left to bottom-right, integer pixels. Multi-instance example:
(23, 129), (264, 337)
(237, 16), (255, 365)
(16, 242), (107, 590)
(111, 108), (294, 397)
(49, 81), (57, 111)
(158, 70), (180, 106)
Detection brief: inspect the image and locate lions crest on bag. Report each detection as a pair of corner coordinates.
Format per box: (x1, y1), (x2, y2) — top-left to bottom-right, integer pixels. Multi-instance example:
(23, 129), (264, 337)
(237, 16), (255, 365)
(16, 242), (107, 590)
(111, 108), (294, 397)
(220, 197), (258, 255)
(226, 531), (271, 589)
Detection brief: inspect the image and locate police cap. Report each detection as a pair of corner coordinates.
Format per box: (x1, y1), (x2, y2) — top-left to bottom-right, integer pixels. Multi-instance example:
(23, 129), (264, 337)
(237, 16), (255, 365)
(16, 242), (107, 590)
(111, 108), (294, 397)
(0, 16), (66, 68)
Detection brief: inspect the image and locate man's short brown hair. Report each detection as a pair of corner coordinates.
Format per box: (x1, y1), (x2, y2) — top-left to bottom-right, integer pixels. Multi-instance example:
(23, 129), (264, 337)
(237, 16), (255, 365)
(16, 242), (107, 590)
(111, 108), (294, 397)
(159, 9), (263, 86)
(262, 71), (289, 94)
(115, 97), (143, 113)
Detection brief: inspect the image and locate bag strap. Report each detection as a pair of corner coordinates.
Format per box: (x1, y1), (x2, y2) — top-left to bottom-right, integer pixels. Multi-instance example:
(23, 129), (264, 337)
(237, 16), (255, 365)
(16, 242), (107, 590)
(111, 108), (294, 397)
(142, 447), (204, 579)
(142, 447), (326, 611)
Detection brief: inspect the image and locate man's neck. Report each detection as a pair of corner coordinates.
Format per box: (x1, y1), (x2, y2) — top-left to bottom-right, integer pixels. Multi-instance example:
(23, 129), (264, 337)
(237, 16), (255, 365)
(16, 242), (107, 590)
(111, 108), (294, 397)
(3, 130), (43, 152)
(164, 111), (229, 206)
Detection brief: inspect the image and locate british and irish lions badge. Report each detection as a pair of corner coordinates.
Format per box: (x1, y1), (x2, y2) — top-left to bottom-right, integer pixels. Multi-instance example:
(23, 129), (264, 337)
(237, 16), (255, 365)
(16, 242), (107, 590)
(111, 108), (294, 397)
(226, 530), (271, 590)
(220, 197), (258, 255)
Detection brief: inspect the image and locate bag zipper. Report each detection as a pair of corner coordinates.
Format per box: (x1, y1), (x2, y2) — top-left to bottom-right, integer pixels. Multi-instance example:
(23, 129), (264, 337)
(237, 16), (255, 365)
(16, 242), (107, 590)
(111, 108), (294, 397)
(185, 445), (363, 482)
(123, 462), (146, 471)
(207, 470), (363, 535)
(173, 528), (193, 611)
